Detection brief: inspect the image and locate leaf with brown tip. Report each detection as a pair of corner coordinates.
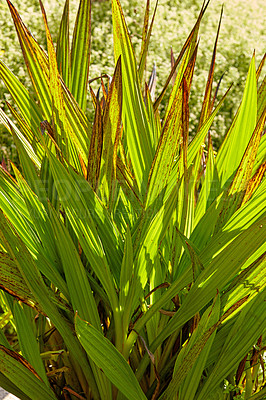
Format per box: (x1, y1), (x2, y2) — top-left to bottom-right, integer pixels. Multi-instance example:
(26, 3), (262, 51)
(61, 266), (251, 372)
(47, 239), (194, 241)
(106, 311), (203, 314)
(0, 252), (41, 312)
(145, 46), (197, 210)
(256, 52), (266, 81)
(112, 0), (154, 200)
(214, 107), (266, 231)
(70, 0), (91, 111)
(56, 0), (70, 87)
(40, 0), (85, 172)
(138, 0), (158, 84)
(154, 0), (210, 111)
(98, 56), (123, 208)
(243, 160), (266, 204)
(198, 7), (223, 131)
(6, 0), (51, 118)
(0, 345), (57, 400)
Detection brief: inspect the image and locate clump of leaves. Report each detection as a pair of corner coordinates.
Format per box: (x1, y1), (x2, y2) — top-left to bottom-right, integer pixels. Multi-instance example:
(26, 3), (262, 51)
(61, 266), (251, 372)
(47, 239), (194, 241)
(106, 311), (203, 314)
(0, 0), (265, 399)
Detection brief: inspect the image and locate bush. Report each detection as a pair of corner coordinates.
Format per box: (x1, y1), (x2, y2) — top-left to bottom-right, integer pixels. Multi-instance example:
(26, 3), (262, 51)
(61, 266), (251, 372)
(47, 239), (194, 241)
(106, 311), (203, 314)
(0, 0), (265, 399)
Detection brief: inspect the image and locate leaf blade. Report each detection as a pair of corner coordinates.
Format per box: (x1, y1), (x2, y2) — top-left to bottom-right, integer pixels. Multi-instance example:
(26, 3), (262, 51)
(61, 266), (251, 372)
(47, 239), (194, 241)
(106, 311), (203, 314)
(75, 316), (147, 400)
(70, 0), (91, 111)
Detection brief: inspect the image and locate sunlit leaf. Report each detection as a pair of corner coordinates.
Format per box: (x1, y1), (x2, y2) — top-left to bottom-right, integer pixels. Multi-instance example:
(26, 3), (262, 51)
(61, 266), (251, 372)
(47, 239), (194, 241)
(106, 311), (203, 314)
(76, 316), (147, 400)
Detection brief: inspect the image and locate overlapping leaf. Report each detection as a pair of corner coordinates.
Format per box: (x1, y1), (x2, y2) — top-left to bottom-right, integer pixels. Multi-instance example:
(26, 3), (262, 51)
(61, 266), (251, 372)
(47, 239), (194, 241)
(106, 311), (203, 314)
(76, 316), (147, 400)
(46, 150), (122, 301)
(196, 290), (266, 400)
(98, 56), (122, 207)
(6, 0), (91, 165)
(112, 0), (154, 199)
(56, 0), (70, 87)
(14, 302), (49, 386)
(0, 210), (100, 399)
(0, 345), (56, 400)
(70, 0), (91, 111)
(163, 296), (221, 399)
(216, 56), (257, 189)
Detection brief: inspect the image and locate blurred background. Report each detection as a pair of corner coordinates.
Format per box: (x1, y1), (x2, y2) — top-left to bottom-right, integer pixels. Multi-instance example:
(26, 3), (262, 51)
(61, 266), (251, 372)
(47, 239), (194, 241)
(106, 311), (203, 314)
(0, 0), (265, 165)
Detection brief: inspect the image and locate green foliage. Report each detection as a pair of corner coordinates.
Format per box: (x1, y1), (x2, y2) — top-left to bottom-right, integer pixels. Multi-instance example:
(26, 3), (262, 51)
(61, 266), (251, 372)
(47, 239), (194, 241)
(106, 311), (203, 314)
(0, 0), (265, 399)
(0, 0), (265, 162)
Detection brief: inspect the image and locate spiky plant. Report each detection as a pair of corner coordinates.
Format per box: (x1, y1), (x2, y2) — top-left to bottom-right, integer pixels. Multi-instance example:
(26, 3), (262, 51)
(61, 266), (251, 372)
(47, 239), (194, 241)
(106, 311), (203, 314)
(0, 0), (265, 399)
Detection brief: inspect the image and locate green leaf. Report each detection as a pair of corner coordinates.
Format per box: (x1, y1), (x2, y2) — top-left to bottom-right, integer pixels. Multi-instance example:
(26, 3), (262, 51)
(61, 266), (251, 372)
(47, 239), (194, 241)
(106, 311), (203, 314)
(194, 134), (219, 223)
(157, 214), (266, 346)
(40, 0), (83, 171)
(246, 387), (266, 400)
(0, 251), (40, 311)
(0, 210), (100, 399)
(135, 183), (178, 293)
(214, 107), (266, 231)
(0, 60), (44, 146)
(0, 345), (57, 400)
(197, 8), (223, 130)
(179, 231), (204, 282)
(48, 204), (112, 400)
(189, 162), (266, 264)
(145, 84), (159, 150)
(165, 86), (230, 202)
(164, 295), (221, 400)
(10, 133), (45, 203)
(0, 372), (32, 400)
(145, 72), (184, 209)
(6, 102), (44, 164)
(6, 0), (52, 119)
(216, 55), (257, 189)
(221, 252), (266, 314)
(47, 150), (122, 300)
(196, 290), (266, 400)
(112, 0), (153, 199)
(119, 226), (134, 313)
(75, 315), (147, 400)
(56, 0), (70, 87)
(257, 75), (265, 122)
(87, 98), (103, 190)
(0, 108), (41, 169)
(12, 164), (69, 298)
(147, 48), (197, 211)
(154, 0), (209, 110)
(48, 203), (101, 330)
(0, 165), (43, 257)
(187, 86), (231, 170)
(14, 302), (49, 386)
(163, 36), (198, 123)
(123, 185), (193, 360)
(131, 213), (265, 380)
(0, 315), (13, 350)
(138, 0), (158, 84)
(70, 0), (91, 111)
(116, 156), (142, 210)
(98, 56), (122, 208)
(6, 0), (90, 164)
(170, 152), (200, 278)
